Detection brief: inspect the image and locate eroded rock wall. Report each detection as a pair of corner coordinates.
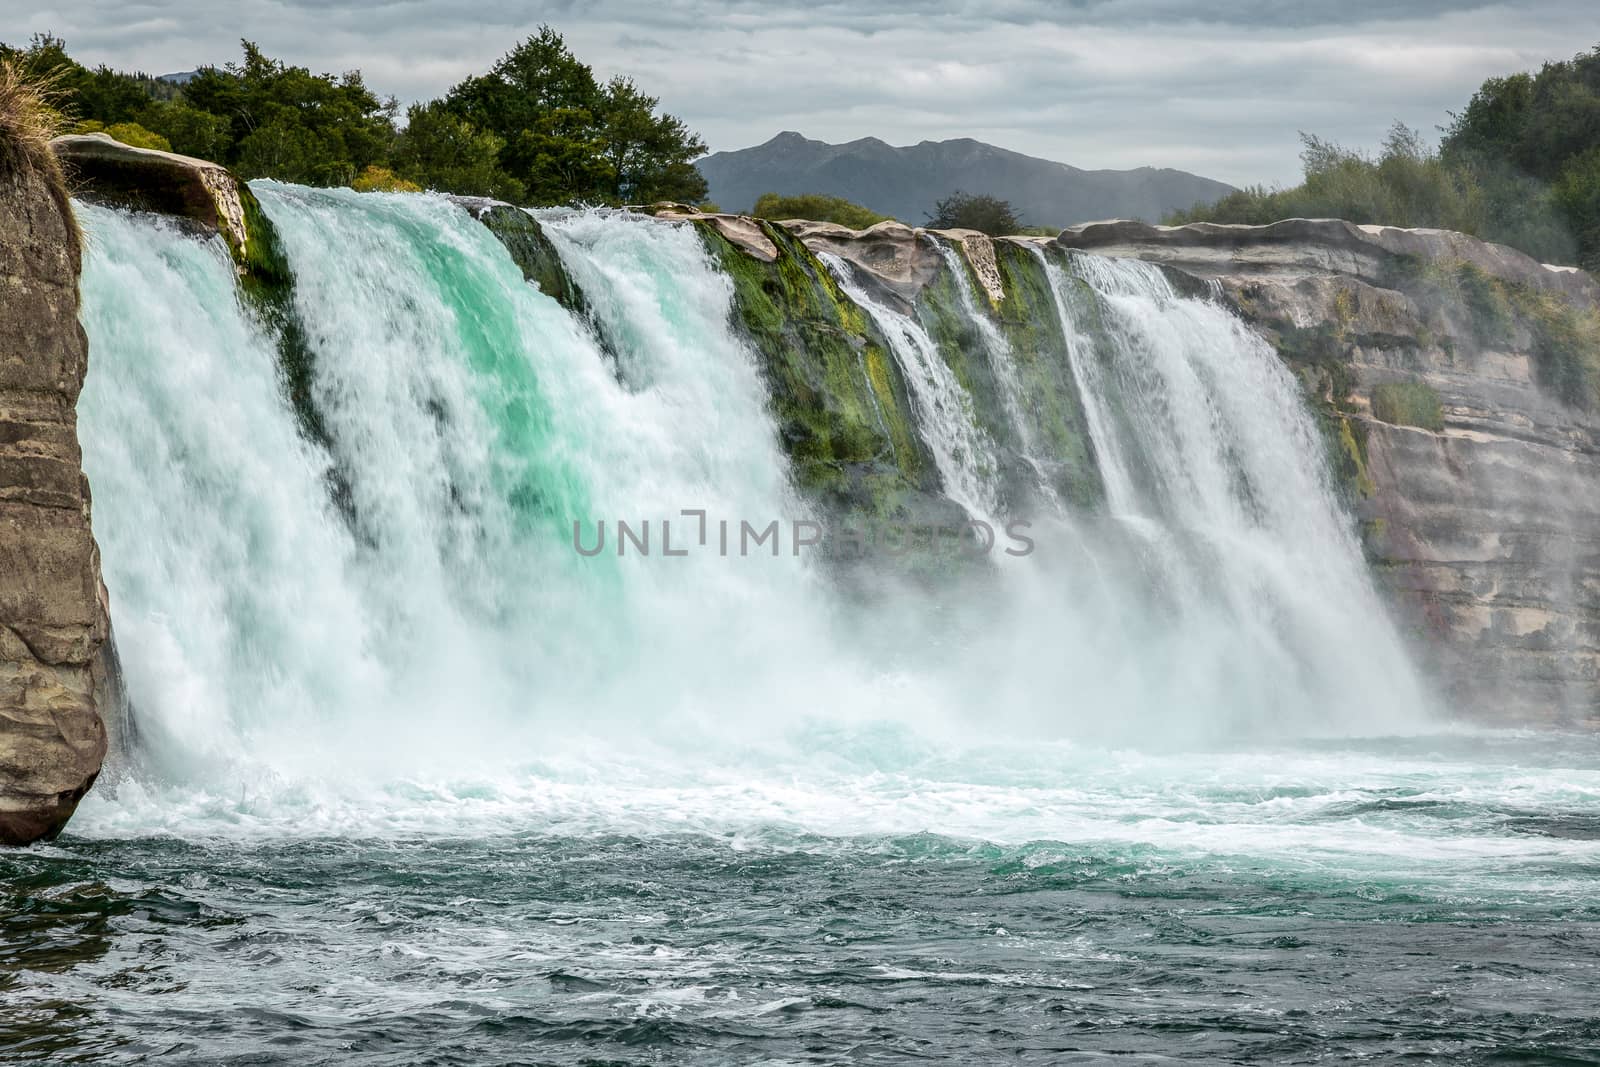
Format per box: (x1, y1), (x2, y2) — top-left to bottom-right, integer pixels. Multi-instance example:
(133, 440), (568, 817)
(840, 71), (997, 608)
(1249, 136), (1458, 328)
(0, 149), (109, 843)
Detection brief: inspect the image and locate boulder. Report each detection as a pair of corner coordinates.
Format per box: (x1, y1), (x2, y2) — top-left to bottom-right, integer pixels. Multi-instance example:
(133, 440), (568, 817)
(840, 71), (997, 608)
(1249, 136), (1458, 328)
(52, 133), (261, 271)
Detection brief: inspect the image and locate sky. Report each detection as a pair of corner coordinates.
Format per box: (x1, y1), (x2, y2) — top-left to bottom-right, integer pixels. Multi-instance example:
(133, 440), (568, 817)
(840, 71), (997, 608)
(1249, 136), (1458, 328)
(6, 0), (1598, 186)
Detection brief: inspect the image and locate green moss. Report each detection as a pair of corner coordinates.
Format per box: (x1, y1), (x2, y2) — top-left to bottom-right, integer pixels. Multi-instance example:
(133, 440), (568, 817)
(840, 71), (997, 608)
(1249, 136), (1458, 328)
(696, 219), (938, 520)
(1258, 295), (1380, 504)
(1336, 414), (1377, 497)
(1384, 253), (1600, 410)
(1507, 285), (1600, 411)
(472, 203), (587, 315)
(989, 243), (1103, 506)
(1371, 381), (1445, 431)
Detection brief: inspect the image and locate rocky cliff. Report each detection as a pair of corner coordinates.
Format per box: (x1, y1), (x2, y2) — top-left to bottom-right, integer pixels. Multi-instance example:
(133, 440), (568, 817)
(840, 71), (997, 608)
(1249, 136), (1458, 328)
(0, 116), (110, 843)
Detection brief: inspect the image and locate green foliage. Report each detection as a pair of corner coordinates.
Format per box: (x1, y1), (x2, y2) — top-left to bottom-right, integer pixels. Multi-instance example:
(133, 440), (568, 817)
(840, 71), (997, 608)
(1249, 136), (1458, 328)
(927, 191), (1020, 235)
(1171, 124), (1577, 265)
(1370, 382), (1445, 431)
(183, 41), (396, 185)
(351, 165), (420, 192)
(75, 119), (170, 151)
(1178, 46), (1600, 270)
(139, 99), (232, 160)
(442, 27), (706, 206)
(751, 192), (890, 229)
(12, 30), (709, 208)
(392, 100), (524, 200)
(3, 33), (180, 126)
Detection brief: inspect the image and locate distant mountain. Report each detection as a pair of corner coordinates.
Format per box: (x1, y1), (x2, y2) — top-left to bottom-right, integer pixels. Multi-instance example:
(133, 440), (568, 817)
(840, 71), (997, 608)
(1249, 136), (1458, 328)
(697, 132), (1234, 227)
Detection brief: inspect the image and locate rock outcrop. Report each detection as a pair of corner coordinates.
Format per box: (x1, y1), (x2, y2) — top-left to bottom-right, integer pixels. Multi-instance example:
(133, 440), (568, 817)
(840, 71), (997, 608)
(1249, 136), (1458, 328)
(1059, 219), (1600, 724)
(53, 133), (263, 269)
(1, 133), (110, 843)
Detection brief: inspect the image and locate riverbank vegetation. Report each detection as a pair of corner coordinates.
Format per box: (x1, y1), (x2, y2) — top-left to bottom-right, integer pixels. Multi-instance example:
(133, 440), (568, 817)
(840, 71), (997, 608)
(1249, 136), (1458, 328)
(0, 29), (708, 207)
(1171, 46), (1600, 270)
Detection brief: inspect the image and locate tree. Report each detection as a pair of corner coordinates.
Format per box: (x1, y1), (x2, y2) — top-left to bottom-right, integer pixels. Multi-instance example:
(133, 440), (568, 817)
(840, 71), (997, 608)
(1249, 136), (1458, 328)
(183, 41), (395, 184)
(596, 76), (706, 203)
(927, 191), (1021, 235)
(139, 99), (231, 159)
(443, 27), (707, 206)
(391, 100), (524, 200)
(3, 33), (178, 126)
(752, 192), (890, 228)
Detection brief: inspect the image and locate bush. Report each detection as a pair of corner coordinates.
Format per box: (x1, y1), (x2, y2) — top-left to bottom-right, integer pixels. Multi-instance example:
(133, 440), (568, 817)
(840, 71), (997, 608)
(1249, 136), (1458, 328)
(85, 120), (170, 151)
(752, 192), (888, 228)
(351, 164), (421, 192)
(1370, 381), (1445, 431)
(927, 191), (1019, 235)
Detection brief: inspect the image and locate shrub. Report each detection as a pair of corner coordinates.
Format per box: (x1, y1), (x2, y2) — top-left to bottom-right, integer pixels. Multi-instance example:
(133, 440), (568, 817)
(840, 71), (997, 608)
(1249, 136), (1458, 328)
(351, 164), (421, 192)
(0, 57), (64, 175)
(927, 191), (1019, 235)
(0, 58), (77, 254)
(752, 191), (888, 229)
(99, 120), (170, 151)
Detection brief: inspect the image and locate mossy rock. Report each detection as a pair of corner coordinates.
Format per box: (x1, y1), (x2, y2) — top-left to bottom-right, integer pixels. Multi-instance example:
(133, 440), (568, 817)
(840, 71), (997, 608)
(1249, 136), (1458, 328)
(1370, 382), (1444, 432)
(695, 218), (948, 525)
(467, 202), (587, 315)
(989, 243), (1103, 508)
(1383, 252), (1600, 411)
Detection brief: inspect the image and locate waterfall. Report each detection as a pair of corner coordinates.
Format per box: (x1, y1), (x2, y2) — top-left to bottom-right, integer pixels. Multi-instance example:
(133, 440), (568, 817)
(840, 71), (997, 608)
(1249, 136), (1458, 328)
(817, 251), (1001, 523)
(75, 190), (842, 797)
(928, 238), (1062, 509)
(70, 191), (1432, 830)
(1034, 248), (1431, 731)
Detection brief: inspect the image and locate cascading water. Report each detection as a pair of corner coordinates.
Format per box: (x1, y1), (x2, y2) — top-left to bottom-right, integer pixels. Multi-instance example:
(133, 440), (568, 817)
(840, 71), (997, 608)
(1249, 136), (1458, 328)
(818, 251), (1001, 523)
(1031, 249), (1431, 732)
(929, 238), (1062, 508)
(72, 192), (1433, 813)
(73, 189), (868, 824)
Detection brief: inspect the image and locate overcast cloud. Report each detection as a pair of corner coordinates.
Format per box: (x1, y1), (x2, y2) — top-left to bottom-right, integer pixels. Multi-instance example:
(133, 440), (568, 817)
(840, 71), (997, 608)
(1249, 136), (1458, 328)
(5, 0), (1596, 185)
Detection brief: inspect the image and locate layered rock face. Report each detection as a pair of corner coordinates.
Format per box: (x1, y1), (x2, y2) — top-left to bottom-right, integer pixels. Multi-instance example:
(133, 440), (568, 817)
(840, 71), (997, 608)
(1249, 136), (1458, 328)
(1058, 219), (1600, 724)
(0, 147), (110, 843)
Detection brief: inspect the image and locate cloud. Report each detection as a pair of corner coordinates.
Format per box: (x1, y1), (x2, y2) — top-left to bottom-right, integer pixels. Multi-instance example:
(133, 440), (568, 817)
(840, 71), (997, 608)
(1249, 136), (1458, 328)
(6, 0), (1598, 184)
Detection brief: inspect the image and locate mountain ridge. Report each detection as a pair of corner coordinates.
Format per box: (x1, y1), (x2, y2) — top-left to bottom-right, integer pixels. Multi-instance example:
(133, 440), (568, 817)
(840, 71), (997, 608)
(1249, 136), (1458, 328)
(697, 131), (1234, 226)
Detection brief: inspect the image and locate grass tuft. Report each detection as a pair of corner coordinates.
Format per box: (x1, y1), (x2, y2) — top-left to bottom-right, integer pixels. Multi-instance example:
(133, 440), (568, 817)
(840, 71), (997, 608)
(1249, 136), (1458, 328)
(0, 58), (79, 257)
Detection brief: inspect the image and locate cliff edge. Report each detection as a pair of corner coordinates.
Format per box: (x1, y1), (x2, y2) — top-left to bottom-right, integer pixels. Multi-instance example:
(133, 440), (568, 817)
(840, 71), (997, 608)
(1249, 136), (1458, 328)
(0, 69), (111, 844)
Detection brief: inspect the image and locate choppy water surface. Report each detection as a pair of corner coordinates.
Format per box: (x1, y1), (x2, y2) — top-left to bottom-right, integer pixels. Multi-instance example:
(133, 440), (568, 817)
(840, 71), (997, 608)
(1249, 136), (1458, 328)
(5, 731), (1600, 1064)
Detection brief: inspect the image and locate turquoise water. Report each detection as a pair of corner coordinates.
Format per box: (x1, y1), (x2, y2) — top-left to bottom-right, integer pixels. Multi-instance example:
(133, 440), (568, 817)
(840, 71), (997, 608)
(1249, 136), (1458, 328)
(29, 190), (1598, 1062)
